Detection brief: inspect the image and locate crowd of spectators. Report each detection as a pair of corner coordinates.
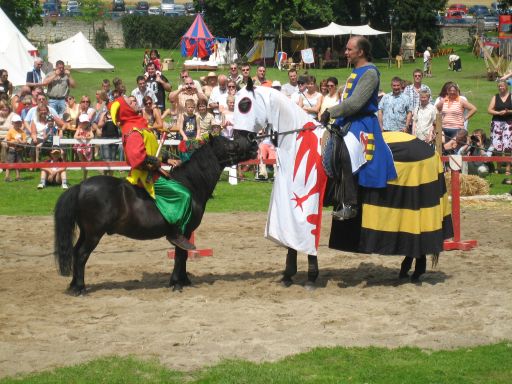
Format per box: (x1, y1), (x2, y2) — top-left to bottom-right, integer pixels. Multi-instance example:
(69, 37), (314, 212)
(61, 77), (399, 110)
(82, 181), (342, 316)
(1, 52), (511, 186)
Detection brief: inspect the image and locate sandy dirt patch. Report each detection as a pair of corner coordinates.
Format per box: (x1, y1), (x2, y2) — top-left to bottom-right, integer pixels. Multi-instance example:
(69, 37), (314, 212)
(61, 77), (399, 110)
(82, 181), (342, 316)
(1, 202), (511, 378)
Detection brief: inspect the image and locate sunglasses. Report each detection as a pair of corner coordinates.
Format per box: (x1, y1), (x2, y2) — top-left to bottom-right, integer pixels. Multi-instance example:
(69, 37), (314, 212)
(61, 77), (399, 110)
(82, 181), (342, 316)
(297, 82), (304, 85)
(327, 84), (336, 88)
(228, 85), (236, 88)
(81, 100), (90, 103)
(145, 101), (152, 106)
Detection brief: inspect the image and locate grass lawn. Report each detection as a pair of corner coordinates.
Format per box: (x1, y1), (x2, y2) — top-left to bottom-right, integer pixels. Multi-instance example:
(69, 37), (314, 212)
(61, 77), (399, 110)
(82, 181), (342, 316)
(0, 168), (510, 216)
(1, 342), (511, 383)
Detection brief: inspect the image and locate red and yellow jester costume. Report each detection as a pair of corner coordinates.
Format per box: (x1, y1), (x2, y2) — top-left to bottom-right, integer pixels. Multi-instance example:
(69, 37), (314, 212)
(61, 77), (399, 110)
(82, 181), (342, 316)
(110, 96), (194, 250)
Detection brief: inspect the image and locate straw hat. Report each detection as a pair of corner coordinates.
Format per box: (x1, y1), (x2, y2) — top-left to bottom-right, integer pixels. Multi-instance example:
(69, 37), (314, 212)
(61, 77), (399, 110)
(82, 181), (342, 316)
(205, 71), (218, 80)
(50, 147), (61, 156)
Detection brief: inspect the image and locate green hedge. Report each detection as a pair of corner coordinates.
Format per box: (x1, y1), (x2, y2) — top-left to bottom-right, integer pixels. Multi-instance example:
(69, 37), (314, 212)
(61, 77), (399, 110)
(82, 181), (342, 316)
(121, 15), (194, 49)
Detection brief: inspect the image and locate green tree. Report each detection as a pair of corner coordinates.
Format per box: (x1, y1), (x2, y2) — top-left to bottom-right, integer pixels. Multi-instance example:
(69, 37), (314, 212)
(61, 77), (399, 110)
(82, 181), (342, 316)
(364, 0), (447, 54)
(0, 0), (42, 35)
(78, 0), (107, 35)
(201, 0), (333, 53)
(77, 0), (109, 48)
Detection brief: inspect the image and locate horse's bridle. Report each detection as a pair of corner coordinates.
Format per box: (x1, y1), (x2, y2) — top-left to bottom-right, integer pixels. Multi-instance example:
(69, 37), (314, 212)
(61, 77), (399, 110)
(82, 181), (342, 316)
(220, 130), (258, 167)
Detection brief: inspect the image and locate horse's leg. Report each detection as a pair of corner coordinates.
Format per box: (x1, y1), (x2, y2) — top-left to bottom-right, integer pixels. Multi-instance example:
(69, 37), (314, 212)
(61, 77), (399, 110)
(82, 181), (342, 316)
(304, 254), (319, 290)
(68, 232), (102, 296)
(399, 256), (414, 279)
(169, 247), (191, 291)
(411, 255), (427, 283)
(281, 248), (297, 287)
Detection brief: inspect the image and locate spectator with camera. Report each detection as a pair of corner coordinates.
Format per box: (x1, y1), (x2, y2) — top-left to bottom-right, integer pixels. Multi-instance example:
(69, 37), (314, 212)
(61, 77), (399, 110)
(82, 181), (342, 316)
(168, 76), (207, 116)
(42, 60), (76, 117)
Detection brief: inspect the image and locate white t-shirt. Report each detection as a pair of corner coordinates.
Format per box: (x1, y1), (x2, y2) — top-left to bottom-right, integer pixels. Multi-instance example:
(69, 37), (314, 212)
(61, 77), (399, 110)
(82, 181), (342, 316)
(208, 86), (228, 115)
(423, 50), (431, 63)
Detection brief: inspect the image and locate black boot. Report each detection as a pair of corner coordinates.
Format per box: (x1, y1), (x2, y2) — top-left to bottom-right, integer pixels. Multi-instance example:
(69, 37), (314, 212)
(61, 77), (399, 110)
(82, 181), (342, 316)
(166, 232), (196, 251)
(399, 256), (414, 279)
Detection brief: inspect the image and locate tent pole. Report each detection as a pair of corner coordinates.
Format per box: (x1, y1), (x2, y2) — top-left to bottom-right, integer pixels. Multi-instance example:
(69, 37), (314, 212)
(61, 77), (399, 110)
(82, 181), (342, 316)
(280, 23), (283, 52)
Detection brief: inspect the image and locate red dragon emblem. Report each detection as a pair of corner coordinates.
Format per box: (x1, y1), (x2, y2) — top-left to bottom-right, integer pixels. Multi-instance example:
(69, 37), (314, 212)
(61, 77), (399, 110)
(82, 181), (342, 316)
(290, 122), (327, 249)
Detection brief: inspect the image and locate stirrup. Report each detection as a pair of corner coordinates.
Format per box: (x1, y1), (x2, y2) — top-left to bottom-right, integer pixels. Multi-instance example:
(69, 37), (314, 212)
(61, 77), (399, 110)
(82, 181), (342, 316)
(332, 204), (358, 221)
(167, 233), (196, 251)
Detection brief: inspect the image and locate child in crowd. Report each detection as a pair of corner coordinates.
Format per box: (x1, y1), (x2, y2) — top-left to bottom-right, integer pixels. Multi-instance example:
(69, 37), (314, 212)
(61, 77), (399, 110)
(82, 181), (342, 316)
(177, 98), (200, 140)
(197, 99), (214, 139)
(4, 114), (26, 182)
(149, 49), (161, 71)
(37, 147), (68, 189)
(73, 114), (94, 180)
(142, 49), (151, 69)
(43, 115), (62, 148)
(220, 95), (235, 138)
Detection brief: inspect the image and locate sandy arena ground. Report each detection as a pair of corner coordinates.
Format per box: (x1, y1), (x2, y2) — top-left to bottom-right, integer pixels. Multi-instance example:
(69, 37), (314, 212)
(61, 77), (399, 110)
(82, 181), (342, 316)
(1, 202), (511, 378)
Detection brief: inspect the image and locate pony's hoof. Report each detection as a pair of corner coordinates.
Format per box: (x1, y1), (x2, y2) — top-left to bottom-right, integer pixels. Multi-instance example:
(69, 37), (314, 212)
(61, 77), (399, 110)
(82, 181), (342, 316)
(281, 278), (293, 288)
(171, 284), (183, 292)
(67, 286), (86, 296)
(304, 281), (316, 291)
(398, 271), (409, 279)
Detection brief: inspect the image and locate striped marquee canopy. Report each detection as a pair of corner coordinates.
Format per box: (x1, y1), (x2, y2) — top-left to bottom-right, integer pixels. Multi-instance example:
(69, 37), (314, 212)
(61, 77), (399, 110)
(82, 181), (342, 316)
(181, 13), (215, 58)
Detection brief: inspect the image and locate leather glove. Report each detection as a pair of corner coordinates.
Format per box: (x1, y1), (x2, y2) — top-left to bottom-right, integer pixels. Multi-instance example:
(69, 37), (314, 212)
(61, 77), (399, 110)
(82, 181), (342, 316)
(142, 155), (161, 171)
(320, 110), (331, 126)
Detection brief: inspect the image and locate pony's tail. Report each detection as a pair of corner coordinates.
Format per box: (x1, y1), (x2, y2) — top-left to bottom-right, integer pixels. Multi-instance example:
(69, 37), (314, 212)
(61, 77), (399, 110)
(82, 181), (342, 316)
(431, 253), (440, 269)
(54, 184), (80, 276)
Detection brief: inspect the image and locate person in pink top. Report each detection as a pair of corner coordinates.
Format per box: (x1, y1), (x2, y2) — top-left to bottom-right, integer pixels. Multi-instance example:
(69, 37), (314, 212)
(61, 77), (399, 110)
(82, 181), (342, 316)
(435, 82), (477, 141)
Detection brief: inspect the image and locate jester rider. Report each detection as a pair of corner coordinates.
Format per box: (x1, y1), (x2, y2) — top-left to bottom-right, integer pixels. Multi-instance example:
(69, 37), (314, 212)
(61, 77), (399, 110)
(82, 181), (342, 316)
(110, 95), (195, 250)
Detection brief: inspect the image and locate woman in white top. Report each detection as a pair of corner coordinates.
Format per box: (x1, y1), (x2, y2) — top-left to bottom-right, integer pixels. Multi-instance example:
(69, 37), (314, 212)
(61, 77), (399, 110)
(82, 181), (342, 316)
(298, 75), (323, 120)
(318, 76), (340, 120)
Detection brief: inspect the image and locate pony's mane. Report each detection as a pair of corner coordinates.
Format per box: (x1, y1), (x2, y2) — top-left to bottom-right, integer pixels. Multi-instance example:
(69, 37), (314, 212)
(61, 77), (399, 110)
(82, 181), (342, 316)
(170, 137), (223, 201)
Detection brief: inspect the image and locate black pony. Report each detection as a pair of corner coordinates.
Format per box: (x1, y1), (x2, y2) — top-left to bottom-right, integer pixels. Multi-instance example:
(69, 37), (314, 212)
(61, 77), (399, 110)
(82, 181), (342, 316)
(54, 134), (257, 295)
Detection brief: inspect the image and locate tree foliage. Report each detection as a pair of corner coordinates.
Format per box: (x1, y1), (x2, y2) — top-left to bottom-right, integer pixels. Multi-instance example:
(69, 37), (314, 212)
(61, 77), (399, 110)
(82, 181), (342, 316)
(121, 15), (194, 49)
(78, 0), (107, 33)
(201, 0), (334, 53)
(0, 0), (42, 35)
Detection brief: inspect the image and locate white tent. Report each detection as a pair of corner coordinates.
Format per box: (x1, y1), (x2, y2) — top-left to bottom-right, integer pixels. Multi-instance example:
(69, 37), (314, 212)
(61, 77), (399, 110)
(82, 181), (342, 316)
(0, 32), (37, 87)
(48, 32), (114, 71)
(290, 22), (388, 36)
(0, 7), (38, 86)
(0, 7), (37, 53)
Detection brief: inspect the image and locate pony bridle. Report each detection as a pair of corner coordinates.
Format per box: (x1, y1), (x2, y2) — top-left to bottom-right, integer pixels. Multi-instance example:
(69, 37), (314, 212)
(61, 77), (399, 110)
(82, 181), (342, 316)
(220, 131), (258, 167)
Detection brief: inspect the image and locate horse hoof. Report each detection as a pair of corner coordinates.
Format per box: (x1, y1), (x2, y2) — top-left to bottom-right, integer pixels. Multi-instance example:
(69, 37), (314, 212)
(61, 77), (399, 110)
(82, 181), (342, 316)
(171, 284), (183, 292)
(281, 278), (293, 288)
(304, 281), (316, 291)
(398, 272), (409, 279)
(67, 286), (86, 296)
